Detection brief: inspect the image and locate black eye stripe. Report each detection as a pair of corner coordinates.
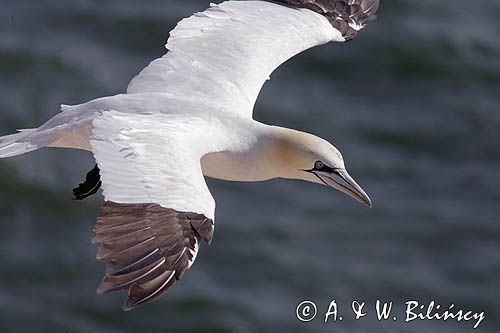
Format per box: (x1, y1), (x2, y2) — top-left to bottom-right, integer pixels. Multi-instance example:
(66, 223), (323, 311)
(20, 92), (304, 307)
(312, 161), (341, 174)
(303, 161), (342, 174)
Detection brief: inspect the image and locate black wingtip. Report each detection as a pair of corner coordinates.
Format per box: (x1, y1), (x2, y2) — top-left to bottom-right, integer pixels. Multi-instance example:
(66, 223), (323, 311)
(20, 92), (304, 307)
(272, 0), (380, 41)
(73, 165), (101, 200)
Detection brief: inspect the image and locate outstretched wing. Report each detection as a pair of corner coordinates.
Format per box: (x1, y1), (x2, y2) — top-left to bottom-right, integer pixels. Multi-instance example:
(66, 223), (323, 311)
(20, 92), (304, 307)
(126, 1), (351, 118)
(90, 110), (216, 310)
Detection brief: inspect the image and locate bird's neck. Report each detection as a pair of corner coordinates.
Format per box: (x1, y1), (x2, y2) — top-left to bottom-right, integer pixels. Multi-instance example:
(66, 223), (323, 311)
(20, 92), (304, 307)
(200, 124), (302, 182)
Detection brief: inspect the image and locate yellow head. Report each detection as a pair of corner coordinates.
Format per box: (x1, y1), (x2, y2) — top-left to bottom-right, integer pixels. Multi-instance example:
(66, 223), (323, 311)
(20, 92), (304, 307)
(270, 127), (372, 207)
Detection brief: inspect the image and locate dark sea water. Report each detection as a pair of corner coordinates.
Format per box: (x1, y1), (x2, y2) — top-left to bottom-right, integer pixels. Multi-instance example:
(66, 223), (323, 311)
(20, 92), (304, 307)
(0, 0), (499, 332)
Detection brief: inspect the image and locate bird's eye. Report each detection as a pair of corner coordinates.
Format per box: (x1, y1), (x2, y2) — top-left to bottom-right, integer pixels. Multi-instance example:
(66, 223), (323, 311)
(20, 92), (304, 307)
(314, 161), (325, 170)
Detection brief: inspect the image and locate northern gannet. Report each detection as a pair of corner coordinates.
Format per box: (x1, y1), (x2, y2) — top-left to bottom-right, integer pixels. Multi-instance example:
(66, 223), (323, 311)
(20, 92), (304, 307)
(0, 0), (379, 310)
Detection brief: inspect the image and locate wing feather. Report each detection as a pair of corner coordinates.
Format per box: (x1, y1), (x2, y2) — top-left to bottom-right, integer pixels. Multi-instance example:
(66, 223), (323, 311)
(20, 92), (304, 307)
(89, 111), (216, 310)
(275, 0), (379, 40)
(127, 1), (344, 117)
(90, 110), (216, 217)
(94, 202), (214, 311)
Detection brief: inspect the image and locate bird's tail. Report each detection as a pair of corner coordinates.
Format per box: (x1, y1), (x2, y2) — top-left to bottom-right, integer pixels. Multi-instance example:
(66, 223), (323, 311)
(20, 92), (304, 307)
(0, 128), (57, 158)
(1, 103), (96, 158)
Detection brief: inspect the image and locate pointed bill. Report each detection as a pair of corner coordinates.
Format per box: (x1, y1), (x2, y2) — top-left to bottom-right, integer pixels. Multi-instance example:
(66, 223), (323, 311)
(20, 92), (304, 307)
(316, 169), (372, 208)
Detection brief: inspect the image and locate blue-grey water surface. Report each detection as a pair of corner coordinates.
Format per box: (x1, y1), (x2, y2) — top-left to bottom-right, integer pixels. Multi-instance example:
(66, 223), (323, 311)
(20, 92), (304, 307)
(0, 0), (499, 332)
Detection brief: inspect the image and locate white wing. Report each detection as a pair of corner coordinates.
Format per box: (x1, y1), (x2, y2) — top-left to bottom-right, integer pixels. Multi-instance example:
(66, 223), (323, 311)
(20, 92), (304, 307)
(89, 110), (216, 310)
(126, 1), (344, 118)
(91, 110), (215, 218)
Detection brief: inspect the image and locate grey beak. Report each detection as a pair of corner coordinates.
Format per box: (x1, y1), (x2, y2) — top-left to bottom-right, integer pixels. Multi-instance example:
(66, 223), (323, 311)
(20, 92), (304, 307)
(316, 169), (372, 208)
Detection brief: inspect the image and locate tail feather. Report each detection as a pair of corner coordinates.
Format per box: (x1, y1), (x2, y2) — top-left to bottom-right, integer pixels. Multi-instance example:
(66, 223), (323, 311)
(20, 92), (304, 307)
(0, 102), (96, 158)
(0, 130), (33, 145)
(0, 129), (55, 158)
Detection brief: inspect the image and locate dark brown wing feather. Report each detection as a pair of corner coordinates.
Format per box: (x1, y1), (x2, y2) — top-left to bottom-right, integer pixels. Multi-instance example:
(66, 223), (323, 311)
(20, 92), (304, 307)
(272, 0), (380, 40)
(92, 201), (214, 311)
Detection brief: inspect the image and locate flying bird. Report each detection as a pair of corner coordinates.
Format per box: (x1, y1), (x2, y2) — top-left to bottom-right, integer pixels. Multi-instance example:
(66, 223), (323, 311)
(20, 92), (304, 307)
(0, 0), (379, 310)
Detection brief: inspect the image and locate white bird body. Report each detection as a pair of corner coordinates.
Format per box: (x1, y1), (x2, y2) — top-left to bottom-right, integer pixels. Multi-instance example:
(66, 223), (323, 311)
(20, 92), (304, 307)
(50, 93), (283, 181)
(0, 0), (379, 310)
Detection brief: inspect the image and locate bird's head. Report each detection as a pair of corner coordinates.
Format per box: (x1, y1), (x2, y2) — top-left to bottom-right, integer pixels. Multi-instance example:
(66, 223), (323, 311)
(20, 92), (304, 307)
(271, 128), (372, 208)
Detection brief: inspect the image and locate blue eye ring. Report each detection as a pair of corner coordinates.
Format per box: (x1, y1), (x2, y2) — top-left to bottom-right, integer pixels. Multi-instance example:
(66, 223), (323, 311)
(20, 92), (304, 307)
(314, 161), (325, 170)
